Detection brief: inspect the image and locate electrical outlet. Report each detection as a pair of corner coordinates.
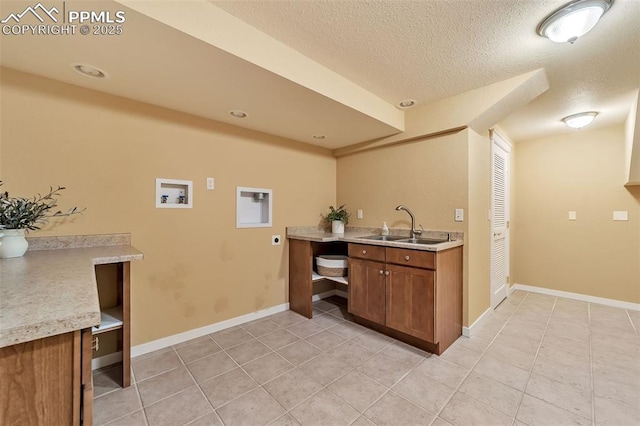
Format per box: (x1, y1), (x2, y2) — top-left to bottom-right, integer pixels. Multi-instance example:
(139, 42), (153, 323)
(357, 209), (363, 219)
(455, 208), (464, 222)
(272, 235), (281, 245)
(206, 177), (215, 190)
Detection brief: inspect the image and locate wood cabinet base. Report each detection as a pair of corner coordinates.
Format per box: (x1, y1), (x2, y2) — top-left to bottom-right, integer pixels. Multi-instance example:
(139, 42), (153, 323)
(353, 316), (442, 354)
(0, 329), (93, 425)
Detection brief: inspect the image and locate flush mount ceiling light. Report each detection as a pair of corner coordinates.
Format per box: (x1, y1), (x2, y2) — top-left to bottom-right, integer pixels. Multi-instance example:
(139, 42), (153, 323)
(562, 111), (598, 128)
(229, 110), (248, 118)
(71, 63), (107, 78)
(398, 99), (416, 108)
(312, 135), (326, 139)
(537, 0), (613, 44)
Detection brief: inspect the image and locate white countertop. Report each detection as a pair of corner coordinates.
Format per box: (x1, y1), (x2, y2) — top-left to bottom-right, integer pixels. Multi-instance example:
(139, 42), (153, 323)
(0, 245), (143, 348)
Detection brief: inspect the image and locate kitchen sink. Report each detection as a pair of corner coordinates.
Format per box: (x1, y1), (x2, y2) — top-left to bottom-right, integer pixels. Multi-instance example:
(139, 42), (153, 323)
(358, 235), (407, 242)
(397, 238), (449, 245)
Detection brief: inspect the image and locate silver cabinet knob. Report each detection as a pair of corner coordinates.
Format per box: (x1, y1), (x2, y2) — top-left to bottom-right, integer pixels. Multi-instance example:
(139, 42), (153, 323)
(379, 270), (384, 275)
(362, 250), (367, 255)
(385, 271), (389, 276)
(405, 255), (410, 261)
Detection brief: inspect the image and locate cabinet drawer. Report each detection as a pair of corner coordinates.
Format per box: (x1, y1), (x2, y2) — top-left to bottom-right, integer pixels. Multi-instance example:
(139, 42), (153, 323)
(386, 247), (435, 269)
(348, 244), (385, 262)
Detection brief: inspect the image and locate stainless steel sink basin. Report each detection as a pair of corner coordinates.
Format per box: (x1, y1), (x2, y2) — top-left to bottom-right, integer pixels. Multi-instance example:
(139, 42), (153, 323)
(358, 235), (407, 242)
(397, 238), (448, 245)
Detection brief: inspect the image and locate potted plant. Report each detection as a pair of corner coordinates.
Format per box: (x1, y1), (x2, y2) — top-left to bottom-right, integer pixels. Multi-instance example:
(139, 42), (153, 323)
(324, 204), (350, 234)
(0, 181), (85, 258)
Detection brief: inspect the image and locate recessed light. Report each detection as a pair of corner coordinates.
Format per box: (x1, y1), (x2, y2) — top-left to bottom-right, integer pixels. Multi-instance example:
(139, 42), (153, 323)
(71, 63), (107, 78)
(229, 110), (248, 118)
(537, 0), (613, 44)
(313, 135), (326, 139)
(398, 99), (416, 108)
(562, 111), (598, 128)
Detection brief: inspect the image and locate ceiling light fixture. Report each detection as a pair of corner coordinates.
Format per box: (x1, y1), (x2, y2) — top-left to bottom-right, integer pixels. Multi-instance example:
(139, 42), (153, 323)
(537, 0), (613, 44)
(71, 63), (107, 78)
(229, 110), (248, 118)
(562, 111), (598, 128)
(398, 99), (416, 108)
(312, 135), (326, 139)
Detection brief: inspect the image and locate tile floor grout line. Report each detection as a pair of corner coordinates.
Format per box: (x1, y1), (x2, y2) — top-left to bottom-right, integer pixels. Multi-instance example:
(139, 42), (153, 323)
(172, 345), (223, 425)
(511, 295), (558, 425)
(432, 291), (530, 424)
(624, 308), (639, 337)
(588, 303), (596, 426)
(271, 320), (398, 423)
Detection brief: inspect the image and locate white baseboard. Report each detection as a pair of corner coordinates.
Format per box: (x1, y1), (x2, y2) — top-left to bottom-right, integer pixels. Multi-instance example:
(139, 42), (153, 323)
(462, 306), (492, 337)
(132, 290), (350, 359)
(513, 283), (640, 311)
(131, 302), (290, 358)
(92, 352), (122, 370)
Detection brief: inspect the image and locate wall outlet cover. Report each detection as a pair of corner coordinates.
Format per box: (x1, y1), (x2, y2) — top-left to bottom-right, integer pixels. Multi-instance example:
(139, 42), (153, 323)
(454, 208), (464, 222)
(613, 211), (628, 221)
(568, 211), (577, 221)
(357, 209), (363, 219)
(206, 177), (215, 190)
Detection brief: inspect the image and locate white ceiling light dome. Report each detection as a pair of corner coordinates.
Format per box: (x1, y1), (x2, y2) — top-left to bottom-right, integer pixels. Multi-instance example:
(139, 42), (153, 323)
(562, 111), (598, 128)
(538, 0), (613, 44)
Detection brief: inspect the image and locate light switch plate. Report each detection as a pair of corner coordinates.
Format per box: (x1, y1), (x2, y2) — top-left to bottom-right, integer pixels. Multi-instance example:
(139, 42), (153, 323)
(568, 211), (577, 221)
(455, 208), (464, 222)
(613, 211), (628, 221)
(357, 209), (363, 219)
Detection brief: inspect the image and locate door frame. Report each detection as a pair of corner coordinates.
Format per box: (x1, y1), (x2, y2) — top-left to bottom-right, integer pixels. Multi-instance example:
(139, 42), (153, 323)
(490, 129), (512, 309)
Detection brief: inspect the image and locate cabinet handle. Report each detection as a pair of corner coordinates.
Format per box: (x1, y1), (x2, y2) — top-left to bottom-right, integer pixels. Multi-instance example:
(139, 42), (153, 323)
(362, 250), (367, 255)
(379, 270), (384, 275)
(92, 336), (99, 351)
(385, 271), (389, 276)
(405, 255), (410, 261)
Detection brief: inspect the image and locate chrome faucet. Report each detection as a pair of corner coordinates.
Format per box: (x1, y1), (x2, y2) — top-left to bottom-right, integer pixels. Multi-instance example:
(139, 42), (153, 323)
(395, 205), (423, 239)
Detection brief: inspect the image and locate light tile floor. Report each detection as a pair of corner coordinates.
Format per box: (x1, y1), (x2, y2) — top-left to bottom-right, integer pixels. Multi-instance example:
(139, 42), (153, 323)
(93, 291), (640, 426)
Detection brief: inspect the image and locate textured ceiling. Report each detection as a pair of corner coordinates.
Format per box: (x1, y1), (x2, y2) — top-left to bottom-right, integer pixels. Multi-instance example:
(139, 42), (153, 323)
(212, 0), (640, 141)
(0, 0), (638, 147)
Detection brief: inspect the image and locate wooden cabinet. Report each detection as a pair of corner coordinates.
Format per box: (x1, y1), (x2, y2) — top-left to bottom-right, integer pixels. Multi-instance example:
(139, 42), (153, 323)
(348, 243), (462, 355)
(93, 262), (131, 387)
(348, 258), (386, 324)
(0, 329), (93, 425)
(289, 239), (348, 319)
(385, 264), (435, 342)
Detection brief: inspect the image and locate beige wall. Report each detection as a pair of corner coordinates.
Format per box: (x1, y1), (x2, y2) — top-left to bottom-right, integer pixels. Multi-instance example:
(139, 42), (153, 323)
(467, 129), (491, 323)
(336, 130), (489, 326)
(512, 125), (640, 303)
(0, 68), (337, 344)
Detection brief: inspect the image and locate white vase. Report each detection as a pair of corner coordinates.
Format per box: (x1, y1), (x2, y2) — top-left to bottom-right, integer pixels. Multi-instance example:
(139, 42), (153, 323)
(331, 220), (345, 234)
(0, 229), (29, 258)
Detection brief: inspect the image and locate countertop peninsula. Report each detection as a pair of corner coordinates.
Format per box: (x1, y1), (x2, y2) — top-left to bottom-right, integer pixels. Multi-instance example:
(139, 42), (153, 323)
(0, 243), (143, 348)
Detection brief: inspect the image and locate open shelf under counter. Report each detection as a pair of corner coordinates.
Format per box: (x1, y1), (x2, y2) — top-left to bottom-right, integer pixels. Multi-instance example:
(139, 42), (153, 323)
(92, 307), (123, 335)
(312, 271), (348, 286)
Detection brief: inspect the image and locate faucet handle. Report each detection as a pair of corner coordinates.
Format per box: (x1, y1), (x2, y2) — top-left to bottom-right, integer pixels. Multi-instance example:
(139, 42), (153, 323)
(415, 224), (424, 236)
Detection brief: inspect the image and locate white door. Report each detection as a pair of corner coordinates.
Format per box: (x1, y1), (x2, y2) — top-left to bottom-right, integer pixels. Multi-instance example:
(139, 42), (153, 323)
(491, 131), (511, 308)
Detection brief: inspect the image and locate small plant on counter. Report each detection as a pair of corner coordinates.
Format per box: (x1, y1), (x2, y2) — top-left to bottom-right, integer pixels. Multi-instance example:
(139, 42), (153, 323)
(324, 204), (350, 225)
(0, 181), (85, 231)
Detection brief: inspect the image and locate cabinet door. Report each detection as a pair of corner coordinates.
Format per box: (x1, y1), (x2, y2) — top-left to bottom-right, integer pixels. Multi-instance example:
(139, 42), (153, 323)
(348, 258), (386, 324)
(0, 331), (79, 425)
(385, 264), (436, 342)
